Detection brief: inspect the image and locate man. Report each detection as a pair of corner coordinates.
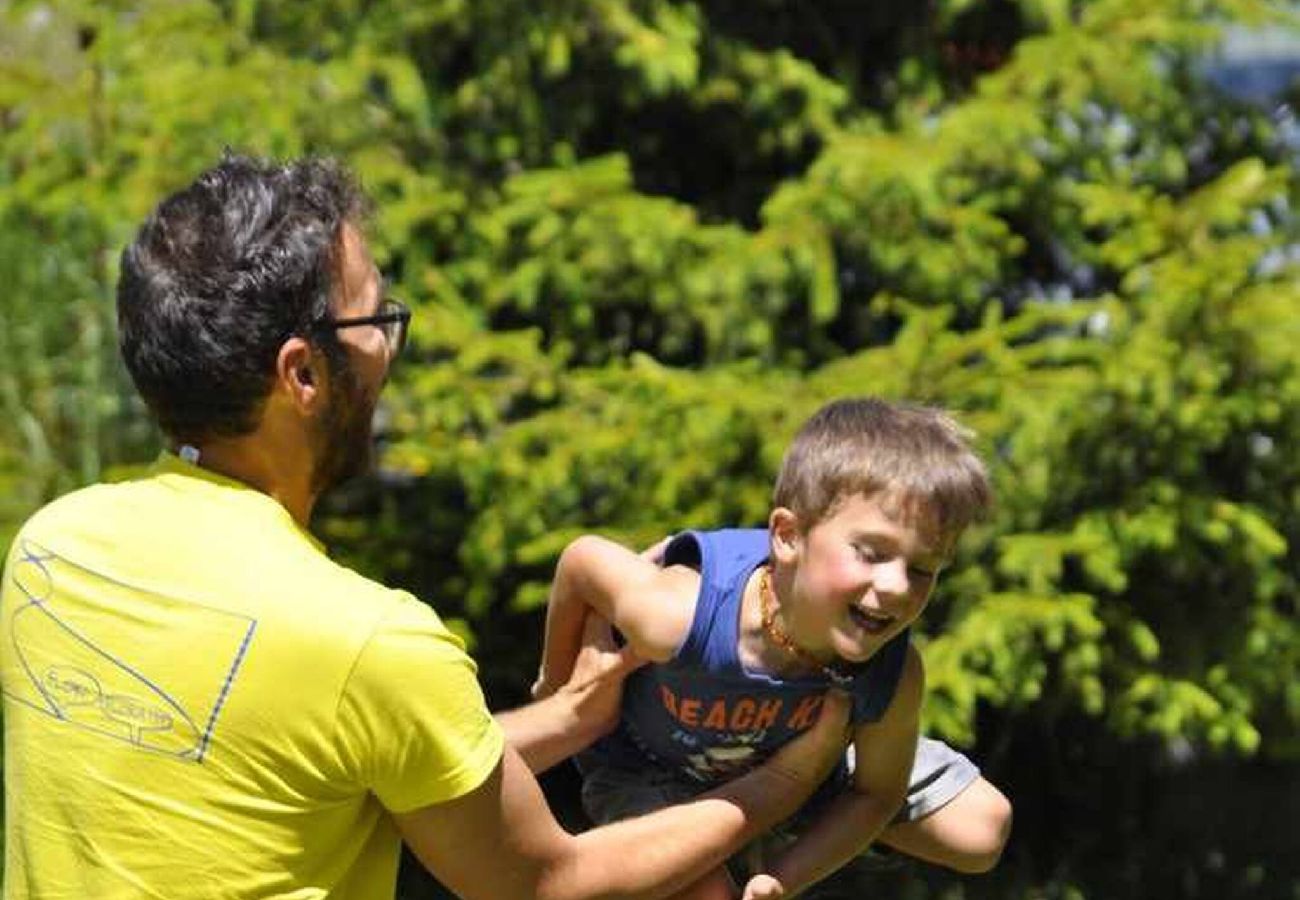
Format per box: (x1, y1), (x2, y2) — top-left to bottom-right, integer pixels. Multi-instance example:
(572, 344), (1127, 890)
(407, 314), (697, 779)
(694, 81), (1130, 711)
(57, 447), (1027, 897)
(0, 155), (848, 899)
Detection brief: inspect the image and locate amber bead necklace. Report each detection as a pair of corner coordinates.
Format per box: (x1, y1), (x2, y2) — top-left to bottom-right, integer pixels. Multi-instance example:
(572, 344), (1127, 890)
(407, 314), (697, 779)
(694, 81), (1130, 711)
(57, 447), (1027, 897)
(758, 565), (856, 689)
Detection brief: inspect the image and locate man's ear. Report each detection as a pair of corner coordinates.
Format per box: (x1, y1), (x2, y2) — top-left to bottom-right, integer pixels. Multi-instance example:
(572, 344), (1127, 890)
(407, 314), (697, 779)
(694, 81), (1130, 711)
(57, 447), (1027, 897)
(769, 507), (802, 565)
(275, 337), (325, 414)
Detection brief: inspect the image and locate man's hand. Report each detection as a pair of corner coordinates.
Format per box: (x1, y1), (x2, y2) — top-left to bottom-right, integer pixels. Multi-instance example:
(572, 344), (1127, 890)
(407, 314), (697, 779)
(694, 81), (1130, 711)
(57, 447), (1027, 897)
(501, 613), (645, 773)
(552, 611), (644, 740)
(533, 610), (642, 700)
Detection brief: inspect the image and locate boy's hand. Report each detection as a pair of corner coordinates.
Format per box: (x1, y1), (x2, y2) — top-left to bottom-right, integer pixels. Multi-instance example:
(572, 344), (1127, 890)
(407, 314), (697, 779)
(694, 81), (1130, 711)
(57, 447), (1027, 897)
(741, 874), (785, 900)
(554, 612), (645, 740)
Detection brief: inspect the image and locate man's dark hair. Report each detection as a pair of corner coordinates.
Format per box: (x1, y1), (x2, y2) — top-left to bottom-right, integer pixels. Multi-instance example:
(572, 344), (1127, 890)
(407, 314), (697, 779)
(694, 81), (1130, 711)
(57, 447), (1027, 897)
(117, 153), (370, 443)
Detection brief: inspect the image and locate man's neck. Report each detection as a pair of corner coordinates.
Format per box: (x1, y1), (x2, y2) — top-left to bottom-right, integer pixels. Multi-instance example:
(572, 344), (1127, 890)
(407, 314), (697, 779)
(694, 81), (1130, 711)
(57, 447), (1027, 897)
(174, 433), (317, 528)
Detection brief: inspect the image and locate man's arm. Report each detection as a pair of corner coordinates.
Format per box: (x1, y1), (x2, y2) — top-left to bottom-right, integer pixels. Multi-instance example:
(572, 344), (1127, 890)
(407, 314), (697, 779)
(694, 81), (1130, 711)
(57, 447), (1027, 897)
(501, 613), (644, 774)
(533, 535), (697, 699)
(746, 646), (925, 899)
(395, 689), (852, 900)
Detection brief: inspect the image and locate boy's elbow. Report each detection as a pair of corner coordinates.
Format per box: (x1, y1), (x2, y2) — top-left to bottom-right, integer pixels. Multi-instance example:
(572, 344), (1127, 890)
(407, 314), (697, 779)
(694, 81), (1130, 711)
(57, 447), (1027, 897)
(983, 789), (1013, 871)
(555, 535), (609, 595)
(558, 534), (602, 572)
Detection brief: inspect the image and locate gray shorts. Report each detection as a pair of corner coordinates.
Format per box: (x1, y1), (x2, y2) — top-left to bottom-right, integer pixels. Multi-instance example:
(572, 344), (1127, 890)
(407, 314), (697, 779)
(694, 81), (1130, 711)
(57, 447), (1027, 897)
(889, 736), (982, 821)
(581, 737), (979, 886)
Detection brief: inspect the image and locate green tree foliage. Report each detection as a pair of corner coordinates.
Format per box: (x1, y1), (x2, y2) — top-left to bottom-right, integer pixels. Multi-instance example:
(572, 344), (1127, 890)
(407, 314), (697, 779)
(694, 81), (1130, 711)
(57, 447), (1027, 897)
(2, 0), (1297, 896)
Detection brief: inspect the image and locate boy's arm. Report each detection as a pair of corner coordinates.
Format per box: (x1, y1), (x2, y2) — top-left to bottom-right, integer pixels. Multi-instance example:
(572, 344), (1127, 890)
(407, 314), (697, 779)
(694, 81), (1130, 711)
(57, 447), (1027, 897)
(750, 645), (924, 898)
(533, 534), (698, 698)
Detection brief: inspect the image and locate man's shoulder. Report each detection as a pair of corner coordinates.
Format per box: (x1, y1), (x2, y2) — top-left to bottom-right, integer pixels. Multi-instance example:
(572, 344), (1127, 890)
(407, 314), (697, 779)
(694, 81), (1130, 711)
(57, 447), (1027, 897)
(263, 546), (449, 649)
(6, 474), (431, 638)
(25, 478), (121, 518)
(7, 481), (123, 551)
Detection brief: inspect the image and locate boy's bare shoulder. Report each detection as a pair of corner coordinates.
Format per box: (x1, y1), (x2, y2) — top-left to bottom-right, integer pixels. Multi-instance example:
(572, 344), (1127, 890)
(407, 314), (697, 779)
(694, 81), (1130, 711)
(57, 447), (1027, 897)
(656, 561), (704, 602)
(618, 562), (703, 662)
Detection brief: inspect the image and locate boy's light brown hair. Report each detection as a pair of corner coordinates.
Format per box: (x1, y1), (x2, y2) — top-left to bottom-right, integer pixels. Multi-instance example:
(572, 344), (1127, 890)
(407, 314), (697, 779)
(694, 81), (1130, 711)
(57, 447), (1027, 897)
(773, 397), (992, 552)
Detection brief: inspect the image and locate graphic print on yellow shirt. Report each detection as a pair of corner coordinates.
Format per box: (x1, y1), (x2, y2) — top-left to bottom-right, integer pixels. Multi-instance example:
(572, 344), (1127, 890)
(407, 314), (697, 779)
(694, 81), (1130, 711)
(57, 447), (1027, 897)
(4, 538), (255, 762)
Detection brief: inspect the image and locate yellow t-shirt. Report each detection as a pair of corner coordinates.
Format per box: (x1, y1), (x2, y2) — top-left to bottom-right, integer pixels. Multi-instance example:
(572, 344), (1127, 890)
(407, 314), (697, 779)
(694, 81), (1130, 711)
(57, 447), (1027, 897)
(0, 453), (504, 898)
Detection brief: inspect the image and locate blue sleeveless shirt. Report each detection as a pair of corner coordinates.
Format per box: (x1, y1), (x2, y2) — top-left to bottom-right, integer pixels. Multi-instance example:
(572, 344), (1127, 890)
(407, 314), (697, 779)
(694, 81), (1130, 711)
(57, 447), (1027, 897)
(586, 528), (910, 784)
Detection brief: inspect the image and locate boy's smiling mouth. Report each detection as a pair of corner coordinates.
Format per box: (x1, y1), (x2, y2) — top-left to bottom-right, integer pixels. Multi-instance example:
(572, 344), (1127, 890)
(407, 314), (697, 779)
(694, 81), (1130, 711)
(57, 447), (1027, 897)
(847, 605), (895, 634)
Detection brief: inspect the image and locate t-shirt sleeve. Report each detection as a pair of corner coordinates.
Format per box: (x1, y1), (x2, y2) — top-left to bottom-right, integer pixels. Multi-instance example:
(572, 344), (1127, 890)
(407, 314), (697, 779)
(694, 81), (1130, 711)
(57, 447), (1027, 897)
(335, 594), (505, 813)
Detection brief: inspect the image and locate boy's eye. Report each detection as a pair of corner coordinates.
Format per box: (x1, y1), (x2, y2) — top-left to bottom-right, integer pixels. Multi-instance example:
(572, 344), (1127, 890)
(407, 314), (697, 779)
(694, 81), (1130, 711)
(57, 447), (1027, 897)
(853, 544), (879, 562)
(908, 566), (937, 581)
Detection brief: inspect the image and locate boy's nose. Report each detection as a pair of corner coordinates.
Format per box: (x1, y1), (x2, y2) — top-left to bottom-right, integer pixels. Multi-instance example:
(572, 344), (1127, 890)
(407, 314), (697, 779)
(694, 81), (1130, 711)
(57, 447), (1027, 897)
(871, 558), (910, 597)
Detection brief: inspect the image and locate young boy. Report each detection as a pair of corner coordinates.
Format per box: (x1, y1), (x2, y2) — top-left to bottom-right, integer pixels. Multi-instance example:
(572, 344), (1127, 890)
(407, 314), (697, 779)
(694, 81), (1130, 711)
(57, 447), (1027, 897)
(533, 397), (1010, 899)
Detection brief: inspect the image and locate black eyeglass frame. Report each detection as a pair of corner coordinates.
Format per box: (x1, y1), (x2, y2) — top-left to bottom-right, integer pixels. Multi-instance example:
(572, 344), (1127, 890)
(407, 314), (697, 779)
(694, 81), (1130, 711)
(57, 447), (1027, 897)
(310, 297), (412, 355)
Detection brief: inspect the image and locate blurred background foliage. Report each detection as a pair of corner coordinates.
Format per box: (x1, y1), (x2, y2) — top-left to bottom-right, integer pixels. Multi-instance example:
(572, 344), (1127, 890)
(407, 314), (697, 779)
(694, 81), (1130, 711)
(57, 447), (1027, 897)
(2, 0), (1299, 897)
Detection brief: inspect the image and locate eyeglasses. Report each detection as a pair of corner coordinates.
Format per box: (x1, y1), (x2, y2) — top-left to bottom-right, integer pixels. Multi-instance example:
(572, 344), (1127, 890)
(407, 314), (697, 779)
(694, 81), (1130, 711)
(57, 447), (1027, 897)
(311, 297), (412, 356)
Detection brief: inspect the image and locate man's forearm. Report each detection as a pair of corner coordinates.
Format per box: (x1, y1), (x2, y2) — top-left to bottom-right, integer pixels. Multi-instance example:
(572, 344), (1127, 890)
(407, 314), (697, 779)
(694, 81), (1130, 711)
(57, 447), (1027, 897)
(496, 690), (598, 774)
(403, 692), (851, 900)
(536, 692), (853, 900)
(538, 724), (853, 900)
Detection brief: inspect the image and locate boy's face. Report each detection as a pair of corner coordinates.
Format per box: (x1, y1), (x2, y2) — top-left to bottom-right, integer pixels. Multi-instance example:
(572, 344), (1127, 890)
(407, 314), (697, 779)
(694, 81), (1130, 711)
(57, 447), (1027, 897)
(771, 491), (948, 666)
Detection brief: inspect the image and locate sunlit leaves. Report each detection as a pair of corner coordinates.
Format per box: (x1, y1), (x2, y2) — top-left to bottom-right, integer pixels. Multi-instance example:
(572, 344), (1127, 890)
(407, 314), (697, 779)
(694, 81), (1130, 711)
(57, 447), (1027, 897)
(1, 0), (1296, 778)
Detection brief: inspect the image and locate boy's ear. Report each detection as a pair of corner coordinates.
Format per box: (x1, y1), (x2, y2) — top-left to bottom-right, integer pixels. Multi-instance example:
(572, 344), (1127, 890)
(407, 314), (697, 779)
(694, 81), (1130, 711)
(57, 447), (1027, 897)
(769, 507), (802, 565)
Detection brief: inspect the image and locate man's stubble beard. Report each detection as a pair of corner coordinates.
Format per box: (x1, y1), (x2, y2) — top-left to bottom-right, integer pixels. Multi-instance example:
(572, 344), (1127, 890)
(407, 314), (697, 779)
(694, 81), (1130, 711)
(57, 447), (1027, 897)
(310, 360), (378, 495)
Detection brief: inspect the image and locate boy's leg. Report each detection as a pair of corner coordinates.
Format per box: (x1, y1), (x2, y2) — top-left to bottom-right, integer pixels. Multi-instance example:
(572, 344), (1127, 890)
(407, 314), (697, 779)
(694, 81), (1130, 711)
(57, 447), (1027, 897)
(876, 738), (1012, 873)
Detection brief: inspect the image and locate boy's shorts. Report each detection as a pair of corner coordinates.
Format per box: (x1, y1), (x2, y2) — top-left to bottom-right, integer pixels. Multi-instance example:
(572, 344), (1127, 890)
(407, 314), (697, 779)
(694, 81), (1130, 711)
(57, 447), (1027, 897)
(580, 737), (980, 888)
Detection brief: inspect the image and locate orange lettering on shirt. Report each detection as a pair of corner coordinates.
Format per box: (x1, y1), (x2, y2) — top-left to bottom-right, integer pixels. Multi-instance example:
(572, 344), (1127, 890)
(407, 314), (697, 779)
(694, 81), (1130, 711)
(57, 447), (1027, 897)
(661, 685), (679, 720)
(730, 699), (756, 730)
(785, 695), (823, 730)
(753, 698), (783, 730)
(680, 698), (702, 726)
(703, 699), (728, 729)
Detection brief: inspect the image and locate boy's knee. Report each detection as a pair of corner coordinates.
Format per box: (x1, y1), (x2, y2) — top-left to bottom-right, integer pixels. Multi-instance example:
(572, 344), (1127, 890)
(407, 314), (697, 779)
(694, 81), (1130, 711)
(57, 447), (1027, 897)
(879, 776), (1012, 874)
(952, 787), (1012, 873)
